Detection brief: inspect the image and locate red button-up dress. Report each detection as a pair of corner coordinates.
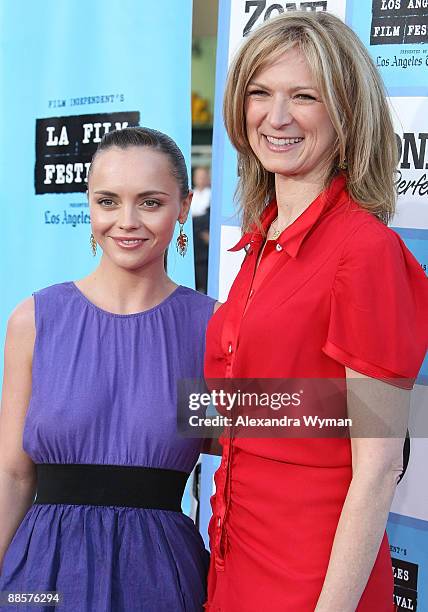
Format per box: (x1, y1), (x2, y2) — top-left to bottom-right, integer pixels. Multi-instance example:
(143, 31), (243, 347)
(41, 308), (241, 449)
(204, 175), (428, 611)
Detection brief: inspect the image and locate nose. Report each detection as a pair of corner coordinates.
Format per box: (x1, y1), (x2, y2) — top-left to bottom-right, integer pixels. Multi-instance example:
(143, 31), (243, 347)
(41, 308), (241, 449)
(118, 203), (140, 230)
(267, 94), (293, 130)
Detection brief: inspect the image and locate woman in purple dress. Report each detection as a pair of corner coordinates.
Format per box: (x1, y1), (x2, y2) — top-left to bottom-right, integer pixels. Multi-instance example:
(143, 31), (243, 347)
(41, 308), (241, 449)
(0, 127), (214, 611)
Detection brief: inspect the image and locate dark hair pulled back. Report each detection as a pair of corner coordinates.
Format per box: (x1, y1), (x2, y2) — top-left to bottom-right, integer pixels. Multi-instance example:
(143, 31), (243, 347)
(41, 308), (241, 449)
(89, 126), (189, 199)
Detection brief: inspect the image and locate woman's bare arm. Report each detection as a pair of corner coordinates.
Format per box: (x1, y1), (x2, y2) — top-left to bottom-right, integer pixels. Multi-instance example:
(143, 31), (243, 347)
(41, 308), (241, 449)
(315, 368), (409, 611)
(0, 298), (37, 571)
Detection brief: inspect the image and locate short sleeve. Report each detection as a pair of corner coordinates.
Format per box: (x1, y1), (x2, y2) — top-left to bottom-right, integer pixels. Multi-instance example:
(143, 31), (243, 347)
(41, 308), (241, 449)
(323, 221), (428, 388)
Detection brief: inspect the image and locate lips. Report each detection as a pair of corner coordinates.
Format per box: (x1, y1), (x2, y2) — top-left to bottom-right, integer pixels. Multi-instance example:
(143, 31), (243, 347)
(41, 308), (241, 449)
(110, 237), (147, 250)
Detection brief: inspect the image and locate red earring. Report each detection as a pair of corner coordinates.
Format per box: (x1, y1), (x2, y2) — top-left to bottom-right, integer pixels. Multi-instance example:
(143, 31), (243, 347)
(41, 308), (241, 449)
(176, 223), (188, 257)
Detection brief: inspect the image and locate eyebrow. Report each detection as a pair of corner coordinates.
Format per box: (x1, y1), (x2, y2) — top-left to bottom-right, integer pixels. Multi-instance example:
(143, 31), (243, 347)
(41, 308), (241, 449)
(248, 81), (318, 92)
(247, 81), (271, 90)
(93, 189), (171, 197)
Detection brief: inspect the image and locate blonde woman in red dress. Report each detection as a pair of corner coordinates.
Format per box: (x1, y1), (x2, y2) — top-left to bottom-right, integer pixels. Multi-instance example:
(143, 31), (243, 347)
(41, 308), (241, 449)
(204, 11), (428, 612)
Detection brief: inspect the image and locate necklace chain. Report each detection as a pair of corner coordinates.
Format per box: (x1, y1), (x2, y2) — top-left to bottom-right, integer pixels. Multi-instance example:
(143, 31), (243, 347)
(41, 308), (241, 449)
(270, 216), (289, 239)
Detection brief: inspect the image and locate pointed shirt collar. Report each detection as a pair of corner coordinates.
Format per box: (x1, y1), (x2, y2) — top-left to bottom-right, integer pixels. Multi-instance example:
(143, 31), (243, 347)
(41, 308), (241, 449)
(229, 174), (347, 259)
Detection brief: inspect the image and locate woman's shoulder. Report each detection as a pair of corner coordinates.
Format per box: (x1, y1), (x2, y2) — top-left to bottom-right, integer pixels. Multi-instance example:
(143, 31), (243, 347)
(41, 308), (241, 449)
(7, 283), (73, 337)
(33, 281), (73, 299)
(177, 285), (216, 307)
(8, 296), (35, 328)
(27, 282), (78, 325)
(6, 297), (36, 350)
(335, 208), (427, 299)
(340, 205), (409, 262)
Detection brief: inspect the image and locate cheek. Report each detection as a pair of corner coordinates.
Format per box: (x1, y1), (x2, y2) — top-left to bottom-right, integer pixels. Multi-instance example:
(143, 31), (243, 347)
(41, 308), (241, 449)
(314, 111), (336, 143)
(147, 210), (179, 238)
(319, 125), (337, 155)
(245, 104), (261, 136)
(90, 208), (113, 232)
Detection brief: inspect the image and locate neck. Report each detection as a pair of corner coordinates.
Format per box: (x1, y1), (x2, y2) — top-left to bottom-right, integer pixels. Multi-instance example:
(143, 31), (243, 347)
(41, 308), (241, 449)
(274, 173), (326, 225)
(78, 254), (176, 314)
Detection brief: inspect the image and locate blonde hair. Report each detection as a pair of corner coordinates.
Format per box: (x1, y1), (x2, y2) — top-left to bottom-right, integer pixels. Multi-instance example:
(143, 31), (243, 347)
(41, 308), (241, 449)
(223, 11), (397, 231)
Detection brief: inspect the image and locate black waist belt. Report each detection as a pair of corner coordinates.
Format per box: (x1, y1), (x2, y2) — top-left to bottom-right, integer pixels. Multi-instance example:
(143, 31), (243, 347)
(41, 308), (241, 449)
(35, 464), (188, 511)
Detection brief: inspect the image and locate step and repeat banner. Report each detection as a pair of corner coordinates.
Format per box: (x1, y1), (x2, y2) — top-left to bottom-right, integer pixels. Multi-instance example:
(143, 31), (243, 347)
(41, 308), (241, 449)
(204, 1), (428, 610)
(0, 0), (195, 510)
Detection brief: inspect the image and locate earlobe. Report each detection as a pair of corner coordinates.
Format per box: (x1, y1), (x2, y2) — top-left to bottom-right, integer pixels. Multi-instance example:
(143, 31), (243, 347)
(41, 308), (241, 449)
(178, 191), (193, 224)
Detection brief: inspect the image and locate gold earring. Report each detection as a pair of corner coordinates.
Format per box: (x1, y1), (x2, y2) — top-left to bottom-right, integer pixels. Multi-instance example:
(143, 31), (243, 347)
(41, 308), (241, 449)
(90, 233), (97, 257)
(338, 158), (348, 171)
(176, 223), (188, 257)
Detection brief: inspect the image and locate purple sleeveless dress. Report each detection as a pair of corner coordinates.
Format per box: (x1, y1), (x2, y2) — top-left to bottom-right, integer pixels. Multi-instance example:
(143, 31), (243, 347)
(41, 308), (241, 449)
(0, 282), (215, 612)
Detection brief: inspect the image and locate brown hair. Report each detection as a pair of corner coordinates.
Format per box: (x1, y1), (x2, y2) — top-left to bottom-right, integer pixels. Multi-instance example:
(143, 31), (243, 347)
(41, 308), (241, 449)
(223, 11), (397, 231)
(89, 126), (189, 199)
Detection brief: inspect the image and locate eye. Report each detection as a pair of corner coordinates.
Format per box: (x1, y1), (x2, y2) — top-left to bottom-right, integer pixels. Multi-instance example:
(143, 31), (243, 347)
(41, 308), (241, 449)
(141, 199), (160, 209)
(247, 89), (269, 97)
(98, 198), (116, 207)
(293, 93), (317, 103)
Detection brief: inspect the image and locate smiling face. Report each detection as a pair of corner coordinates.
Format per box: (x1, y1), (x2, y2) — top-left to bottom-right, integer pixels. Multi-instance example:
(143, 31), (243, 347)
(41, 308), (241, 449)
(245, 46), (337, 186)
(88, 146), (191, 272)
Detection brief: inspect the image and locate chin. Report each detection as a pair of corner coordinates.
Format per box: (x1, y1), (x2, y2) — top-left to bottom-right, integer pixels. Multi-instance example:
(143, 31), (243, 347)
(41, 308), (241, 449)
(111, 260), (147, 272)
(254, 154), (293, 174)
(112, 251), (166, 272)
(262, 162), (298, 176)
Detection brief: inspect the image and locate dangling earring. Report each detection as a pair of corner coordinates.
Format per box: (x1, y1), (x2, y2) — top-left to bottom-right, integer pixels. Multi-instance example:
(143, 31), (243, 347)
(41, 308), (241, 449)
(176, 223), (188, 257)
(90, 233), (97, 256)
(338, 158), (348, 171)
